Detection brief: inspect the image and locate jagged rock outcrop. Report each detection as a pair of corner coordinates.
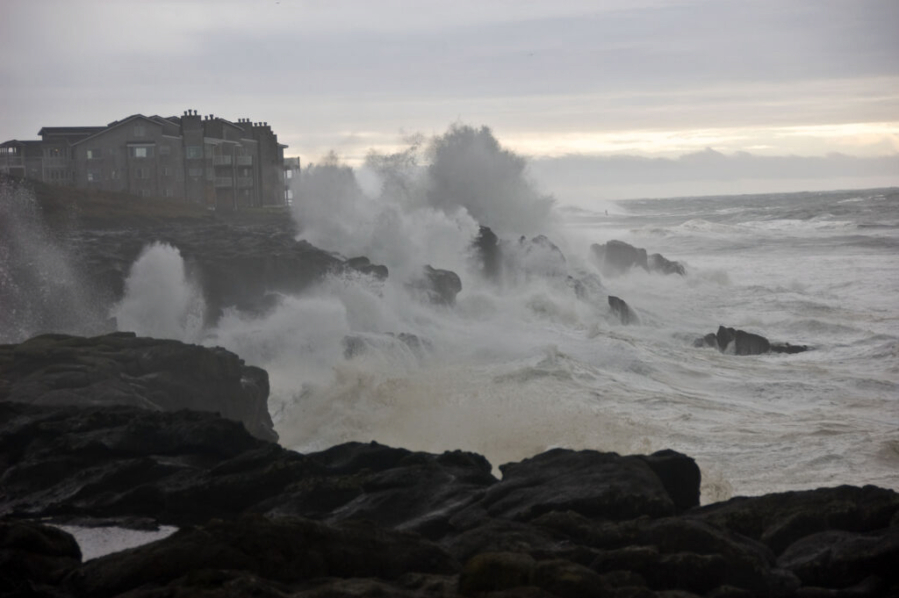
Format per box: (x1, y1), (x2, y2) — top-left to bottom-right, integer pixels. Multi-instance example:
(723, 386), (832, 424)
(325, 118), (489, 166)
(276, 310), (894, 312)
(517, 234), (568, 279)
(608, 295), (639, 325)
(472, 225), (501, 280)
(64, 222), (346, 323)
(345, 256), (389, 280)
(0, 332), (276, 441)
(409, 265), (463, 305)
(591, 240), (685, 277)
(0, 520), (82, 596)
(695, 326), (809, 355)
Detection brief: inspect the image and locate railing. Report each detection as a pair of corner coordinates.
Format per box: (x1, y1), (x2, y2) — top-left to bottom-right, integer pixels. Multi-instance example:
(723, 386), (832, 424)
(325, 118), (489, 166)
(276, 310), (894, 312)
(0, 157), (25, 167)
(43, 157), (68, 167)
(236, 156), (253, 166)
(213, 155), (232, 166)
(214, 177), (233, 188)
(237, 177), (253, 188)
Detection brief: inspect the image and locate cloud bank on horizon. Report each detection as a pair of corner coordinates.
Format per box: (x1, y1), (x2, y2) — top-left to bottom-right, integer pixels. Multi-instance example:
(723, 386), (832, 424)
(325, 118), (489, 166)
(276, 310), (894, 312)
(1, 0), (897, 201)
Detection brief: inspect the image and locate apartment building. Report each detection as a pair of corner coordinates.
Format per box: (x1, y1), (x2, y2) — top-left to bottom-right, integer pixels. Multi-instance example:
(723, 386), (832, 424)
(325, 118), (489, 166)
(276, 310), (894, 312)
(0, 110), (290, 209)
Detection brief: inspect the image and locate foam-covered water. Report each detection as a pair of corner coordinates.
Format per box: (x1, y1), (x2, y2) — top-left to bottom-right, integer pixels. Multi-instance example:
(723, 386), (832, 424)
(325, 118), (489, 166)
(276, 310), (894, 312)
(117, 156), (899, 500)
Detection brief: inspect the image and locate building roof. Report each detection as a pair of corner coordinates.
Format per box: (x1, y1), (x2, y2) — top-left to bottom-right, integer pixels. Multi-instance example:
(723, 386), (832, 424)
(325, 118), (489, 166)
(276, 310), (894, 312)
(1, 139), (43, 147)
(72, 114), (160, 146)
(37, 126), (105, 139)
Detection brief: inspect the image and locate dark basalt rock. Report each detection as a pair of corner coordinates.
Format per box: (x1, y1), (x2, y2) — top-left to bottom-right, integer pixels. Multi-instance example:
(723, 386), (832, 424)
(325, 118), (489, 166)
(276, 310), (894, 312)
(0, 332), (276, 442)
(0, 520), (81, 596)
(449, 448), (693, 530)
(696, 326), (809, 356)
(591, 240), (685, 277)
(608, 295), (639, 325)
(60, 221), (348, 326)
(648, 252), (687, 276)
(345, 256), (389, 280)
(473, 225), (501, 281)
(261, 441), (497, 539)
(409, 265), (463, 305)
(67, 514), (458, 598)
(518, 234), (568, 279)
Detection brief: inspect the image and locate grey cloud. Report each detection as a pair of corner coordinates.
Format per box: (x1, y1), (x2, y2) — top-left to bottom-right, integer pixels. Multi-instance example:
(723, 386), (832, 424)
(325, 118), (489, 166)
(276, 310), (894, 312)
(532, 150), (899, 187)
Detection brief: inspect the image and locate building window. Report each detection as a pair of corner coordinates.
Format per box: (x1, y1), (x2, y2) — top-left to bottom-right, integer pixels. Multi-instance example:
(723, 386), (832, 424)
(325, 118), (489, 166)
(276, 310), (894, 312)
(134, 125), (146, 137)
(87, 149), (102, 160)
(186, 146), (203, 159)
(188, 168), (203, 177)
(162, 166), (171, 176)
(164, 188), (173, 197)
(131, 146), (153, 158)
(87, 170), (101, 182)
(135, 167), (150, 179)
(159, 145), (171, 156)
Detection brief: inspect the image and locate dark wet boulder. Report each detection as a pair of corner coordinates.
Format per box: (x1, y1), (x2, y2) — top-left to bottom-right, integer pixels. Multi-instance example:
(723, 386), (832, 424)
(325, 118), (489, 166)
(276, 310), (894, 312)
(0, 520), (81, 596)
(697, 326), (809, 356)
(591, 240), (647, 276)
(0, 401), (303, 524)
(518, 235), (568, 279)
(473, 225), (501, 280)
(638, 449), (702, 512)
(591, 240), (685, 277)
(450, 448), (697, 530)
(67, 514), (458, 598)
(608, 295), (639, 325)
(261, 441), (497, 539)
(777, 527), (899, 590)
(687, 485), (899, 556)
(408, 265), (463, 305)
(0, 332), (277, 442)
(345, 256), (388, 280)
(648, 252), (686, 276)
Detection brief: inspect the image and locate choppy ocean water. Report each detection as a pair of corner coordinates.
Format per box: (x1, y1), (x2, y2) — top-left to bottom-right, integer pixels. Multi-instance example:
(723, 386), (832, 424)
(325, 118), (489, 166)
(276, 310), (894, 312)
(237, 187), (899, 503)
(5, 177), (897, 504)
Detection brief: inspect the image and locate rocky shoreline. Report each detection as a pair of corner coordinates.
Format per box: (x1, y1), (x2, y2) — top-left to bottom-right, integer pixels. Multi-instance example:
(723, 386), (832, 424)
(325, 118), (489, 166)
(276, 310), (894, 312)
(1, 334), (897, 597)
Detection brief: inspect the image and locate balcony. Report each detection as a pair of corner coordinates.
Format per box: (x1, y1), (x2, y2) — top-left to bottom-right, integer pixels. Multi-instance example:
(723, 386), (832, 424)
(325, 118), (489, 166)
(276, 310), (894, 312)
(43, 157), (68, 167)
(214, 177), (233, 188)
(213, 155), (232, 166)
(236, 155), (253, 166)
(237, 177), (253, 188)
(1, 156), (24, 167)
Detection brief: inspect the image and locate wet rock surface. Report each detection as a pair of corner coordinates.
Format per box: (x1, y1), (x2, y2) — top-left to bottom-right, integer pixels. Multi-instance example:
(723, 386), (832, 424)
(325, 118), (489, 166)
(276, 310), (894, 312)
(608, 295), (639, 325)
(592, 240), (686, 277)
(0, 332), (276, 441)
(59, 220), (392, 326)
(2, 356), (897, 597)
(695, 325), (809, 355)
(409, 265), (464, 305)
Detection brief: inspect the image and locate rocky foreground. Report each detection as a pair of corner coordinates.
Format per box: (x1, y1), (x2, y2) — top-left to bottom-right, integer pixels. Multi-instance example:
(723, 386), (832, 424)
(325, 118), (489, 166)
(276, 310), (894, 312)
(1, 334), (897, 597)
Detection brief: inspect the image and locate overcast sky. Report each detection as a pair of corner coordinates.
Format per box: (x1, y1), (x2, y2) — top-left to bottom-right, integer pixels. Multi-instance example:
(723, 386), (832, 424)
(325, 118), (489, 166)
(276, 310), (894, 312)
(2, 0), (897, 203)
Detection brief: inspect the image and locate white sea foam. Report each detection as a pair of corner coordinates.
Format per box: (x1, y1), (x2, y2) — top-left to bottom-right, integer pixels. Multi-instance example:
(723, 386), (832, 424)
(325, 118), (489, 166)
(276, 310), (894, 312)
(112, 243), (205, 342)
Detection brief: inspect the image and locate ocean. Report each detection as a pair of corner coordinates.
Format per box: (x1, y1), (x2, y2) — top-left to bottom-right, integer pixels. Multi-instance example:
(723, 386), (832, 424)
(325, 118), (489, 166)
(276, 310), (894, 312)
(4, 175), (898, 505)
(194, 186), (898, 503)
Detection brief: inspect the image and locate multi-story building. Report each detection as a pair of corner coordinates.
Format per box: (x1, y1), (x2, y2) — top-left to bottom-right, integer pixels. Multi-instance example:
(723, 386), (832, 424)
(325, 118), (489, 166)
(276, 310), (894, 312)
(0, 110), (290, 209)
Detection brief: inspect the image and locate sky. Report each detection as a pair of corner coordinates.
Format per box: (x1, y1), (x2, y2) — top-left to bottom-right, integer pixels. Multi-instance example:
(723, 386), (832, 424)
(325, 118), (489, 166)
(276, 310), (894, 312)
(1, 0), (897, 204)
